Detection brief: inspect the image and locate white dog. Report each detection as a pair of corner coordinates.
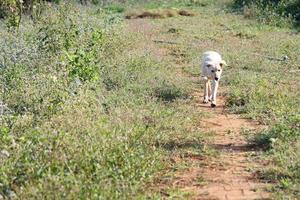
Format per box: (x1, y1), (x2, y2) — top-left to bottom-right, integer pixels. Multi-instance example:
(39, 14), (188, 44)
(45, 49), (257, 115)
(201, 51), (227, 107)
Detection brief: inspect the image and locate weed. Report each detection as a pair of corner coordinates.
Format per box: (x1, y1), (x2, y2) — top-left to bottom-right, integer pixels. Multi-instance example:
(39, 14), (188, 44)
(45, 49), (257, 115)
(232, 0), (298, 27)
(104, 4), (125, 14)
(154, 81), (188, 102)
(0, 1), (204, 199)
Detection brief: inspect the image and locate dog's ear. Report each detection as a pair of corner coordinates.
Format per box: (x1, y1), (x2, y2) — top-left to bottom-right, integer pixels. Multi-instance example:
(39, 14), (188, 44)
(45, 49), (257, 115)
(220, 60), (227, 68)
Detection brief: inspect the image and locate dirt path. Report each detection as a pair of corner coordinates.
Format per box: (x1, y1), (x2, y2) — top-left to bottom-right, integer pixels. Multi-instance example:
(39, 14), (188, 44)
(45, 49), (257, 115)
(172, 91), (271, 200)
(127, 18), (271, 200)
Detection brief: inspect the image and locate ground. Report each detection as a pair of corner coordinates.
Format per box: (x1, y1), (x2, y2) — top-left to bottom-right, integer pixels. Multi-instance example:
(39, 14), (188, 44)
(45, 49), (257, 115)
(173, 93), (271, 199)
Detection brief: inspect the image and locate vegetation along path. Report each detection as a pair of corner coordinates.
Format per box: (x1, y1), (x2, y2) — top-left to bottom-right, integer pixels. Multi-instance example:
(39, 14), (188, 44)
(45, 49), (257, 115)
(127, 5), (274, 200)
(2, 0), (299, 199)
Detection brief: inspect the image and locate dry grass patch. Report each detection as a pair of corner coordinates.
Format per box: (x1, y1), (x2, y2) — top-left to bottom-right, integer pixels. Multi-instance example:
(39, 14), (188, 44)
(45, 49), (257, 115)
(125, 9), (196, 19)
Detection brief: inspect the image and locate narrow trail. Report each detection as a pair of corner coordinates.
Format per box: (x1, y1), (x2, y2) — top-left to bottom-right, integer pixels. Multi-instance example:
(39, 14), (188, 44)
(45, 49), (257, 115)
(127, 18), (271, 200)
(174, 90), (271, 200)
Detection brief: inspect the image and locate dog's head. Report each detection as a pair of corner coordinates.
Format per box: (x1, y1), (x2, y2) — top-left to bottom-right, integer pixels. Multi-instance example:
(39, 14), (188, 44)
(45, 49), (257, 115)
(206, 60), (227, 81)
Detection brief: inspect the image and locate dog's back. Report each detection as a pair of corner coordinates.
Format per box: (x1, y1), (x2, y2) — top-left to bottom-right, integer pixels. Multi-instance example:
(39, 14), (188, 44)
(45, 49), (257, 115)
(202, 51), (222, 66)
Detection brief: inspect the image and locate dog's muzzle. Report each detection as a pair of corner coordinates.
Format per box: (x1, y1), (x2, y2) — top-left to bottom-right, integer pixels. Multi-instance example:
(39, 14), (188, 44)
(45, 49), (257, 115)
(215, 77), (219, 81)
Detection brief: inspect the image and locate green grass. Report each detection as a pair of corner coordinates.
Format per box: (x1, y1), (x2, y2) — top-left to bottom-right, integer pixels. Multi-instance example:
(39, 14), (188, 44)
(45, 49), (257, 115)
(0, 1), (206, 199)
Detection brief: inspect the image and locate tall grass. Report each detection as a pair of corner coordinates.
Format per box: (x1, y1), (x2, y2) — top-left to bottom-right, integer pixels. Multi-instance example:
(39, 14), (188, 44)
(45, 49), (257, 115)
(232, 0), (300, 27)
(0, 2), (201, 199)
(225, 34), (300, 198)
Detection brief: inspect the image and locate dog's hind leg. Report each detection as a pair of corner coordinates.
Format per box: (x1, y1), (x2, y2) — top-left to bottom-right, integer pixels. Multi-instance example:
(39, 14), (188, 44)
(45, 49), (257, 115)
(211, 80), (219, 107)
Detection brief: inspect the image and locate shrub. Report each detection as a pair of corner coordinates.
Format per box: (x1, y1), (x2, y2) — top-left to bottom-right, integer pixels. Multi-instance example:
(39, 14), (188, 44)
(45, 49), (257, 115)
(0, 0), (17, 19)
(225, 43), (300, 198)
(233, 0), (300, 27)
(0, 2), (193, 198)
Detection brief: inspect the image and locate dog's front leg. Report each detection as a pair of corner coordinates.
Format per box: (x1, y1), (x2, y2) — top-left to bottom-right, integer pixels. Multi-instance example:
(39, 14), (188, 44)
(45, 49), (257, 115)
(203, 78), (209, 103)
(211, 80), (219, 107)
(208, 81), (212, 101)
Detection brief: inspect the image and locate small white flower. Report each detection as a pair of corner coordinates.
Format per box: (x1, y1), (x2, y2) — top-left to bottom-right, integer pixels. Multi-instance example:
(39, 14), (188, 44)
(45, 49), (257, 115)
(1, 150), (10, 157)
(269, 138), (277, 143)
(50, 75), (57, 82)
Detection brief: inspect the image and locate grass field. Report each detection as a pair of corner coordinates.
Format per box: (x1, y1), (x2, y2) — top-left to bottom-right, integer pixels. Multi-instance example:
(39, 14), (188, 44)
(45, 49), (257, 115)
(1, 0), (300, 199)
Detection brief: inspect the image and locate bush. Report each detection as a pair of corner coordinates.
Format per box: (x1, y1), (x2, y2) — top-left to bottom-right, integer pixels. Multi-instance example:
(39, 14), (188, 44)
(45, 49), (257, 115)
(233, 0), (300, 26)
(154, 80), (187, 102)
(225, 46), (300, 198)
